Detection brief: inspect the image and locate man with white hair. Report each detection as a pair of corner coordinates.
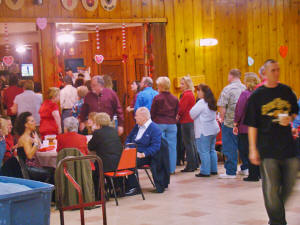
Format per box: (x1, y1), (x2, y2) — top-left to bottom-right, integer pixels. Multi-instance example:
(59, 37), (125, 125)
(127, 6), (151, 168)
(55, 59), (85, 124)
(134, 77), (158, 111)
(79, 75), (124, 136)
(125, 107), (162, 195)
(56, 117), (93, 167)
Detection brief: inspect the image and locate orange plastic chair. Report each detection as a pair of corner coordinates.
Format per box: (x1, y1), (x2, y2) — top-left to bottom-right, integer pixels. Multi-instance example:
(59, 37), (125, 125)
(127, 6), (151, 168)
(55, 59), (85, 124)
(138, 164), (155, 188)
(104, 146), (145, 206)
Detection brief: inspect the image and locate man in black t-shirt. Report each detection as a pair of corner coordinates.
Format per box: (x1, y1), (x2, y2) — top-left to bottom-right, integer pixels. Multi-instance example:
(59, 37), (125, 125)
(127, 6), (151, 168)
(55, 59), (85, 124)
(244, 59), (299, 225)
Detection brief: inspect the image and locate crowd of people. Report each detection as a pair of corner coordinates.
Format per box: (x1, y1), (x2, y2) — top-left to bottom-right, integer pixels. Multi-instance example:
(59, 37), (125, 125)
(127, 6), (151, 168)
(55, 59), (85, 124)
(0, 59), (299, 225)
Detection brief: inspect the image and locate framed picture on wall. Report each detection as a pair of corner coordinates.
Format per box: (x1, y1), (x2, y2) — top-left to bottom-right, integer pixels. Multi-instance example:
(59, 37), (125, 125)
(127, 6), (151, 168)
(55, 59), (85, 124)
(5, 0), (24, 10)
(64, 58), (84, 73)
(82, 0), (98, 11)
(61, 0), (79, 11)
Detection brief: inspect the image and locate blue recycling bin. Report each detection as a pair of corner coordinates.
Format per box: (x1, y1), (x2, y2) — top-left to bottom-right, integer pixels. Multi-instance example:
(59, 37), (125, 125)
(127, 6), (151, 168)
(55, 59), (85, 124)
(0, 176), (54, 225)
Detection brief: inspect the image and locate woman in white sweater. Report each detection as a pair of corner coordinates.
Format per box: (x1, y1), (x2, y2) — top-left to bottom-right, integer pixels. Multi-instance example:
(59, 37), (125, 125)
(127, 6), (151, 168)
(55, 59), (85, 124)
(190, 84), (220, 177)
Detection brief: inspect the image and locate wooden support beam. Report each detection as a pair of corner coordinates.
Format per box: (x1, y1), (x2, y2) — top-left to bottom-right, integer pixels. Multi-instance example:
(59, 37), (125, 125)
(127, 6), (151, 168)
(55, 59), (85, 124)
(0, 17), (167, 23)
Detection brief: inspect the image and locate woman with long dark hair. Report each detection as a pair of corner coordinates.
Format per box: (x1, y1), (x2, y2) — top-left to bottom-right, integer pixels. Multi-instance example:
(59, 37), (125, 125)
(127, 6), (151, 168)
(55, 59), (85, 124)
(15, 112), (53, 182)
(190, 84), (220, 177)
(126, 80), (140, 113)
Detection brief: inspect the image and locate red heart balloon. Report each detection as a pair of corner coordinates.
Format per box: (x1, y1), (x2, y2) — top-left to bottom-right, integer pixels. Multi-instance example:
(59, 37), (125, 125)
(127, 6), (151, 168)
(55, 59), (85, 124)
(279, 46), (288, 58)
(3, 56), (14, 67)
(94, 55), (104, 64)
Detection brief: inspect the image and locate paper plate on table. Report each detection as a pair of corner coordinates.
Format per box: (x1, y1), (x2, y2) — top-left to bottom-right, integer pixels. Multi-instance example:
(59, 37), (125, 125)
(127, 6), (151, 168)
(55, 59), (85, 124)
(39, 146), (55, 152)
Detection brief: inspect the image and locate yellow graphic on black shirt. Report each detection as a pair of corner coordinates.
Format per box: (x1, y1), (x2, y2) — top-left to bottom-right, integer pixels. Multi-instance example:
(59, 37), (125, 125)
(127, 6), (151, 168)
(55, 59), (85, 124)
(261, 98), (291, 122)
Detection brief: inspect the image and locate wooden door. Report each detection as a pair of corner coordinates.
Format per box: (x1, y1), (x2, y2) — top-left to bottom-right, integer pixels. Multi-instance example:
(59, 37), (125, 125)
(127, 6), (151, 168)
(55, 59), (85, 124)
(135, 58), (145, 81)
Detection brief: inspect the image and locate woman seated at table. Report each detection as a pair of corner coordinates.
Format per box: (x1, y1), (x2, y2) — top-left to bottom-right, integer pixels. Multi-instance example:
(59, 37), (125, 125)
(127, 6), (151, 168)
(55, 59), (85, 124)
(88, 112), (122, 173)
(15, 112), (53, 182)
(39, 87), (62, 139)
(57, 116), (94, 170)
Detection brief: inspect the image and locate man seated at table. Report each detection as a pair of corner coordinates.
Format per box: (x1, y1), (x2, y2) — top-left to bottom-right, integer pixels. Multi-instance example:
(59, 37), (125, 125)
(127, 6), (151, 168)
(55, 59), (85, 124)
(125, 107), (162, 195)
(57, 116), (94, 170)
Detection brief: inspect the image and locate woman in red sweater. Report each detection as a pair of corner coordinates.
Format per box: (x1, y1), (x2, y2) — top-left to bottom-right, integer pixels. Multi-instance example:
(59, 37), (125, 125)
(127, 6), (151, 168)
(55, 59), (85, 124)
(177, 75), (199, 172)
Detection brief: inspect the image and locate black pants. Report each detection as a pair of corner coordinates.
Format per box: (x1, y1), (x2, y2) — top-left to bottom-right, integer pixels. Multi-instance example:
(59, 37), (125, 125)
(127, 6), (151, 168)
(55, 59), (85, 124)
(238, 134), (260, 179)
(260, 158), (299, 225)
(181, 123), (198, 170)
(176, 123), (185, 165)
(127, 157), (151, 189)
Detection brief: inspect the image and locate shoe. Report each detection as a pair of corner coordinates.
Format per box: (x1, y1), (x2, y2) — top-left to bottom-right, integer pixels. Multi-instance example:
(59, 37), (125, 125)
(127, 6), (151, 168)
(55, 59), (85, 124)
(238, 169), (249, 176)
(125, 188), (140, 196)
(211, 172), (218, 175)
(218, 173), (237, 179)
(195, 173), (210, 177)
(181, 168), (196, 172)
(243, 177), (259, 182)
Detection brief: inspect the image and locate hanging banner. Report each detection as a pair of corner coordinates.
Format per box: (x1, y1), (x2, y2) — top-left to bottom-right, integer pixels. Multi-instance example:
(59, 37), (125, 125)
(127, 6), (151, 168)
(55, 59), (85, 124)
(61, 0), (79, 11)
(82, 0), (98, 11)
(5, 0), (24, 10)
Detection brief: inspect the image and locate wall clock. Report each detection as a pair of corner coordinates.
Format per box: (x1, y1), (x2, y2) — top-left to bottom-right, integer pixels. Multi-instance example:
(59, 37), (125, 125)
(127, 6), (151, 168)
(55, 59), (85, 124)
(5, 0), (24, 10)
(100, 0), (116, 11)
(82, 0), (98, 11)
(61, 0), (79, 11)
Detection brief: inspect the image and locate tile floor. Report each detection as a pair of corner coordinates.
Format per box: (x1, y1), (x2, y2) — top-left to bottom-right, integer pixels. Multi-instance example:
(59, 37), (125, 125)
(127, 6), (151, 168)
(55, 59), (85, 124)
(50, 164), (300, 225)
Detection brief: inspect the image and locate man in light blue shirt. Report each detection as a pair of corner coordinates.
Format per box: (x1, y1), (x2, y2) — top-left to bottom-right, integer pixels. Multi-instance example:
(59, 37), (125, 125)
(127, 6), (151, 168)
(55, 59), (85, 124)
(134, 77), (158, 112)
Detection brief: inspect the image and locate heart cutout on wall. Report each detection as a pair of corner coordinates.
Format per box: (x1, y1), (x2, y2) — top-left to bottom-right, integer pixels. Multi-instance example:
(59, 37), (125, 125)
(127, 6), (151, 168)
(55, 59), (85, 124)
(279, 46), (288, 58)
(36, 17), (47, 30)
(94, 54), (104, 64)
(248, 56), (254, 66)
(3, 56), (14, 67)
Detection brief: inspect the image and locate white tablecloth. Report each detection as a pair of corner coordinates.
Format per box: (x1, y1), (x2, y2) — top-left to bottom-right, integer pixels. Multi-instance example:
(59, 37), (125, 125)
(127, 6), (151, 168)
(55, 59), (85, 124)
(35, 148), (57, 168)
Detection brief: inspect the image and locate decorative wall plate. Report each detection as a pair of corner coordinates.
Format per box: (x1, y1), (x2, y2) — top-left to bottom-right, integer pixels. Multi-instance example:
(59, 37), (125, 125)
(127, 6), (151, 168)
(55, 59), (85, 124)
(61, 0), (79, 11)
(82, 0), (98, 11)
(5, 0), (24, 10)
(100, 0), (116, 11)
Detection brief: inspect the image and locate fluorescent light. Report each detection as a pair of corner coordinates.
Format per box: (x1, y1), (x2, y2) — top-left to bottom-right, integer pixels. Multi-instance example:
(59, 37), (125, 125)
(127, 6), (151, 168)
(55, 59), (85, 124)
(16, 45), (26, 53)
(199, 38), (218, 46)
(57, 33), (75, 44)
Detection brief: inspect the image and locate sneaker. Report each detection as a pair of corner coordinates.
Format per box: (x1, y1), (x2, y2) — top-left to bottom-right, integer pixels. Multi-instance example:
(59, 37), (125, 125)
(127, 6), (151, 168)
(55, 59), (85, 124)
(238, 169), (249, 176)
(218, 173), (237, 179)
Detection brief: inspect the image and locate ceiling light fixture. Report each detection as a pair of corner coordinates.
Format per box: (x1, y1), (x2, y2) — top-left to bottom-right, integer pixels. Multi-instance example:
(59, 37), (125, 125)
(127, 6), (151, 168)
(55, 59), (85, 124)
(57, 33), (75, 44)
(16, 45), (26, 53)
(199, 38), (218, 46)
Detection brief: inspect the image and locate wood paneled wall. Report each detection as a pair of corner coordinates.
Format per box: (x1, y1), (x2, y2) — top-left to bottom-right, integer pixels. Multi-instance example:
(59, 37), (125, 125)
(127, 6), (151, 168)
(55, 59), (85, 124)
(1, 0), (299, 97)
(165, 0), (300, 97)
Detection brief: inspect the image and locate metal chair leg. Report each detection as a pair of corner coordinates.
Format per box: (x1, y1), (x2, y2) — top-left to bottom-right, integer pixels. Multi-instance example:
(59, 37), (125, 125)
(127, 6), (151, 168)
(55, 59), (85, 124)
(59, 208), (64, 225)
(109, 177), (118, 206)
(135, 170), (145, 200)
(144, 169), (155, 188)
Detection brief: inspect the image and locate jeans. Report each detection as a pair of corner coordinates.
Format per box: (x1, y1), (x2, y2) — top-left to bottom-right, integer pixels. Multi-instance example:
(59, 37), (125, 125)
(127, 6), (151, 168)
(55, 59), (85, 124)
(158, 124), (177, 173)
(181, 123), (199, 170)
(260, 158), (299, 225)
(238, 134), (260, 179)
(221, 124), (238, 175)
(196, 134), (218, 175)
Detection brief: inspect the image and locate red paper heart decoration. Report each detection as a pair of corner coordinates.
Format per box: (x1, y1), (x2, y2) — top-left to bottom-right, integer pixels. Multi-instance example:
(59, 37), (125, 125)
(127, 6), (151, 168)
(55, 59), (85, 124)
(279, 46), (288, 58)
(3, 56), (14, 67)
(94, 54), (104, 64)
(36, 17), (47, 30)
